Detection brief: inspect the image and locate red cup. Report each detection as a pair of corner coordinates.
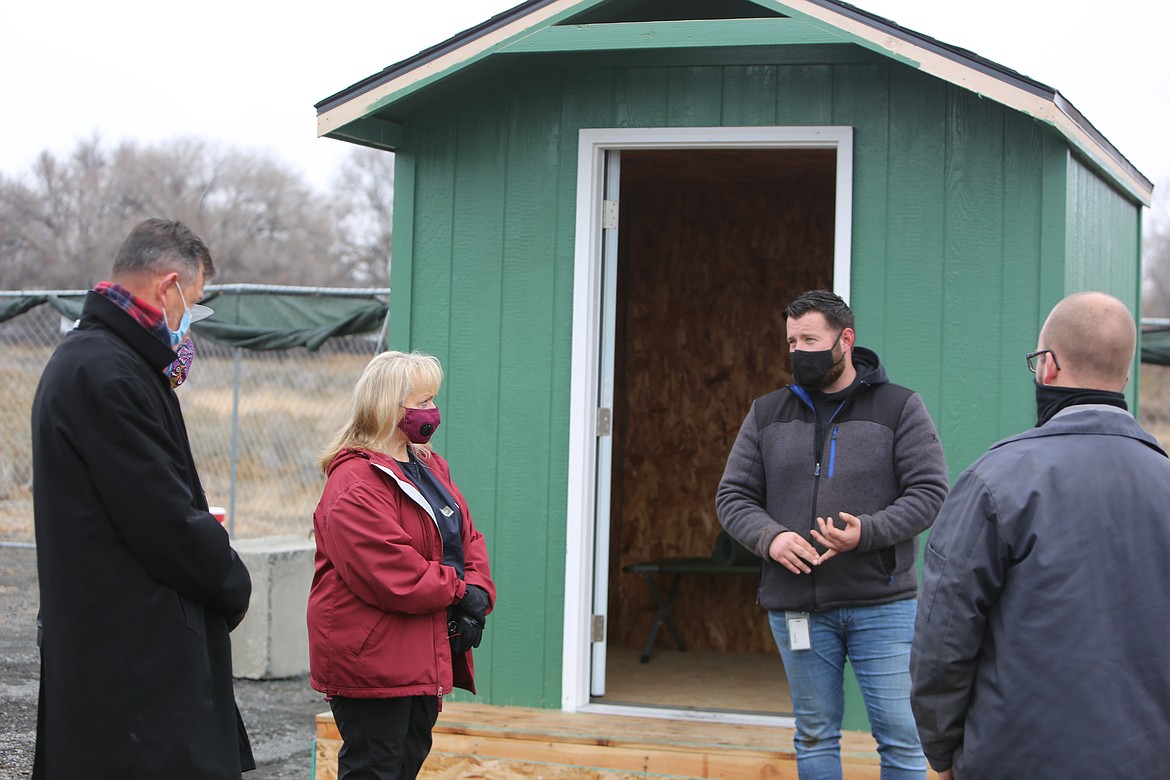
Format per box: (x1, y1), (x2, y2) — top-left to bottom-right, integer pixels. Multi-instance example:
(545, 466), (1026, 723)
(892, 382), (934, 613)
(209, 506), (227, 524)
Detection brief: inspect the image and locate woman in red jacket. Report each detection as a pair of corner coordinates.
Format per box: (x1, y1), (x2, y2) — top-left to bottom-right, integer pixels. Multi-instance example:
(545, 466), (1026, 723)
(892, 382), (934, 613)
(307, 350), (495, 779)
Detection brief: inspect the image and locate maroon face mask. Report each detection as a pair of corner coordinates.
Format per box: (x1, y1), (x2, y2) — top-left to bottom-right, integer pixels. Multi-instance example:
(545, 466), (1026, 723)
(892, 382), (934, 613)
(398, 406), (441, 444)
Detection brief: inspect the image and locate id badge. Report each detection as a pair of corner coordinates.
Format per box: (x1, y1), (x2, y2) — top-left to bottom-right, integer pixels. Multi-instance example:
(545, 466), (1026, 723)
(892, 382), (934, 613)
(786, 611), (811, 651)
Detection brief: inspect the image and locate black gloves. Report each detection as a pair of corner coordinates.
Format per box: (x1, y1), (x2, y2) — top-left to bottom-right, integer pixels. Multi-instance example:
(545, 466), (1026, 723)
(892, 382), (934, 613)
(448, 610), (485, 653)
(449, 583), (490, 654)
(457, 584), (490, 622)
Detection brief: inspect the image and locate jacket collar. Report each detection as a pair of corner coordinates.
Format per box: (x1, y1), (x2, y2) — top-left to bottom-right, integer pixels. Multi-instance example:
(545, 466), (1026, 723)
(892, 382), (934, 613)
(81, 291), (178, 373)
(370, 461), (437, 524)
(329, 448), (441, 525)
(994, 404), (1166, 458)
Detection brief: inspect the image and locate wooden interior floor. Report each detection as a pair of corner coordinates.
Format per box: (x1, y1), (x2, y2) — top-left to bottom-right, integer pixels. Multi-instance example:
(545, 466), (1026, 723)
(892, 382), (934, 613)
(598, 643), (792, 716)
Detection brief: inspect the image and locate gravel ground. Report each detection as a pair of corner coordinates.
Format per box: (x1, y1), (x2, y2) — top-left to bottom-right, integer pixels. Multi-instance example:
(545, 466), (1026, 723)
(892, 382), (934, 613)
(0, 544), (325, 780)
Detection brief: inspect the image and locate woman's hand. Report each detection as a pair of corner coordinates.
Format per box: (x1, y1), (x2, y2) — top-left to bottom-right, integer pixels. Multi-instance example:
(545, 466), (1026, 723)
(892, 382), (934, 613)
(457, 583), (490, 622)
(449, 610), (485, 652)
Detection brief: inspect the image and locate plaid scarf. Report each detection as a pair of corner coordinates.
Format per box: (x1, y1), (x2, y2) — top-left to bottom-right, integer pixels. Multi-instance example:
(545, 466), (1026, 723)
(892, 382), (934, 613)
(93, 281), (195, 388)
(94, 281), (171, 345)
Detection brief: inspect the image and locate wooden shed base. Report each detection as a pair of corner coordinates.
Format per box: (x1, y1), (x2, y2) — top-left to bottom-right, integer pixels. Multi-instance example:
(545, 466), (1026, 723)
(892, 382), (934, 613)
(314, 703), (939, 779)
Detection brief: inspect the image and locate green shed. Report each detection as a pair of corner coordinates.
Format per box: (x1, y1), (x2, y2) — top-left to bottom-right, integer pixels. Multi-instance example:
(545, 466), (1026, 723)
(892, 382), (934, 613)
(314, 0), (1153, 729)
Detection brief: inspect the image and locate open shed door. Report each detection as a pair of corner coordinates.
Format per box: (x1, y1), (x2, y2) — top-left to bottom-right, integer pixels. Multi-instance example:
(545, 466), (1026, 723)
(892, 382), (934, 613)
(565, 127), (853, 718)
(590, 150), (621, 697)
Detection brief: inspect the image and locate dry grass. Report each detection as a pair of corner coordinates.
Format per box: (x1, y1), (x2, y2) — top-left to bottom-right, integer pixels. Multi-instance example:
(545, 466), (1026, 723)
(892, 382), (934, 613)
(0, 343), (374, 542)
(1139, 364), (1170, 447)
(6, 345), (1170, 544)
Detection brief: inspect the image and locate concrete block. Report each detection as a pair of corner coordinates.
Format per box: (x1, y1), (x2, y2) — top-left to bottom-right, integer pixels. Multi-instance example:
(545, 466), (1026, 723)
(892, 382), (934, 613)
(231, 534), (315, 680)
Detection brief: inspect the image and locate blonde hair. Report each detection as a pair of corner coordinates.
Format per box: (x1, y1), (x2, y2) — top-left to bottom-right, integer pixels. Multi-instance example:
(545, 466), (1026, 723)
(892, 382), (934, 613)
(319, 350), (444, 472)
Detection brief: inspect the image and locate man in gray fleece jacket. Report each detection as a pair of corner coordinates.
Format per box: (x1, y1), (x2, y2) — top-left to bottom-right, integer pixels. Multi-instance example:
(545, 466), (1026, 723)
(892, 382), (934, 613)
(717, 290), (948, 780)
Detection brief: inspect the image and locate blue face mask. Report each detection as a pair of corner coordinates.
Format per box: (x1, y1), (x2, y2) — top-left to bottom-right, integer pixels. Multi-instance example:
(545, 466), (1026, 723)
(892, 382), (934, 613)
(168, 281), (193, 349)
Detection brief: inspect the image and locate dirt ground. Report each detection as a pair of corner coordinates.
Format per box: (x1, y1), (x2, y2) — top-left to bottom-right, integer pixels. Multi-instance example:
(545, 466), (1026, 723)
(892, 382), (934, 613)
(0, 544), (324, 780)
(0, 543), (648, 780)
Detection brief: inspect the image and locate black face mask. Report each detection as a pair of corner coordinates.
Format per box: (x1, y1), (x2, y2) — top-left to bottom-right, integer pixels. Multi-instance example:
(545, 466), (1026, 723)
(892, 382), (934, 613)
(790, 331), (844, 390)
(1034, 381), (1127, 427)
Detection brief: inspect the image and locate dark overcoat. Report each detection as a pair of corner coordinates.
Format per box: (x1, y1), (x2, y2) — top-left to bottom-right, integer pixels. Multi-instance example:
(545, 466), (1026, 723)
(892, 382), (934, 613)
(31, 291), (254, 779)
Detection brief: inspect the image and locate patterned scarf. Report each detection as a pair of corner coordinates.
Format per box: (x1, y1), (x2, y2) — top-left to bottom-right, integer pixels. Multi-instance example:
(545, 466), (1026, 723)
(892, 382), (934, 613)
(93, 281), (195, 388)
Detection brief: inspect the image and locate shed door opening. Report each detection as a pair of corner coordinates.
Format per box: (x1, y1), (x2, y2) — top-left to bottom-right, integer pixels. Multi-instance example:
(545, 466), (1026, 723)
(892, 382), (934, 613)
(596, 147), (838, 714)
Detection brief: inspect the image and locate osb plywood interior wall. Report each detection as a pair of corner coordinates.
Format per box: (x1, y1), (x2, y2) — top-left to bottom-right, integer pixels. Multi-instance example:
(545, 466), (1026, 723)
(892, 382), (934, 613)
(612, 148), (836, 655)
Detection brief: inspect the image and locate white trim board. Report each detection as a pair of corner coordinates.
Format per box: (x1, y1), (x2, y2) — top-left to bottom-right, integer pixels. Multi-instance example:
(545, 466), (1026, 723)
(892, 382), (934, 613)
(562, 125), (854, 714)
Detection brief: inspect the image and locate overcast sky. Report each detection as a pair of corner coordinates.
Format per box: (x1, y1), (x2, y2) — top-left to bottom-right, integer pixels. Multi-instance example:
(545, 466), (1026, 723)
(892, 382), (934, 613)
(2, 1), (1167, 205)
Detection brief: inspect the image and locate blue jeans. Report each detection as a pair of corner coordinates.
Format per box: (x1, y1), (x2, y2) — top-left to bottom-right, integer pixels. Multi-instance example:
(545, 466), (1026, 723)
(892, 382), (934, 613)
(769, 600), (925, 780)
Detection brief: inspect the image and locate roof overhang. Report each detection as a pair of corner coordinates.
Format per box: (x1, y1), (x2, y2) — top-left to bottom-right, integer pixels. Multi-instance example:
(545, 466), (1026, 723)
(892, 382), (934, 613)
(316, 0), (1152, 206)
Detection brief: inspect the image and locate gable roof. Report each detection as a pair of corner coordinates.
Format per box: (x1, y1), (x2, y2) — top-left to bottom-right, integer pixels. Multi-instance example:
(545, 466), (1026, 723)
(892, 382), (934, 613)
(315, 0), (1151, 205)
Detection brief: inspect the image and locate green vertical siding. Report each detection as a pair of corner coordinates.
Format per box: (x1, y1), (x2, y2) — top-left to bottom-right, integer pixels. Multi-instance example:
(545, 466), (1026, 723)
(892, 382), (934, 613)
(721, 65), (779, 125)
(444, 85), (509, 703)
(1063, 155), (1144, 405)
(395, 53), (1144, 716)
(388, 150), (416, 349)
(615, 67), (670, 126)
(832, 64), (889, 352)
(668, 66), (722, 125)
(1065, 156), (1142, 303)
(939, 88), (1007, 471)
(488, 68), (565, 706)
(403, 105), (458, 356)
(998, 111), (1049, 434)
(776, 64), (832, 124)
(880, 68), (946, 411)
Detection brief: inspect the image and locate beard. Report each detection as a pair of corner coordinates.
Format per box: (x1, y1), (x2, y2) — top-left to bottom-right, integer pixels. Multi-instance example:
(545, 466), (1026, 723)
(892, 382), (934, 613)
(806, 345), (846, 391)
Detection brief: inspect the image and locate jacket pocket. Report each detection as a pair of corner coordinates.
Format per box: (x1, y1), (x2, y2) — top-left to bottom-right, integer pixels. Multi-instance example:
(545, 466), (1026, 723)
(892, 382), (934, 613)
(922, 543), (947, 620)
(354, 613), (390, 658)
(178, 594), (204, 636)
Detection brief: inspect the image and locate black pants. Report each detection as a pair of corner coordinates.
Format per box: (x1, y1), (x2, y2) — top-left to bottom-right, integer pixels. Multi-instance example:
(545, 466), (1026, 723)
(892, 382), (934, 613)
(329, 695), (439, 780)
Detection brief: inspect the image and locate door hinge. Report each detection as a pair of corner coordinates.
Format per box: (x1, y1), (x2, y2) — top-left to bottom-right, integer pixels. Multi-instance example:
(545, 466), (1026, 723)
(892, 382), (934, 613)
(596, 407), (612, 437)
(591, 614), (607, 643)
(602, 200), (619, 229)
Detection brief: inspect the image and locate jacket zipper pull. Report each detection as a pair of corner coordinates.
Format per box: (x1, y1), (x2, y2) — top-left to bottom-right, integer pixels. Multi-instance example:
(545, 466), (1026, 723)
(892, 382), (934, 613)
(814, 462), (821, 477)
(828, 426), (839, 478)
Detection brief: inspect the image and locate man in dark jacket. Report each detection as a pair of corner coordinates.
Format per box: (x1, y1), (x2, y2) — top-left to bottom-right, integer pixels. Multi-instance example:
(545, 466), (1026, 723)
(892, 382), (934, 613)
(31, 218), (254, 779)
(910, 291), (1170, 779)
(717, 290), (948, 780)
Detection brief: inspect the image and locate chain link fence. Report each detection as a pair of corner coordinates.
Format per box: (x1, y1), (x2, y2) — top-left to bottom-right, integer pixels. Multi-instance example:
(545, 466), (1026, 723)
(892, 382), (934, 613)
(5, 297), (1170, 544)
(0, 289), (385, 543)
(1139, 363), (1170, 448)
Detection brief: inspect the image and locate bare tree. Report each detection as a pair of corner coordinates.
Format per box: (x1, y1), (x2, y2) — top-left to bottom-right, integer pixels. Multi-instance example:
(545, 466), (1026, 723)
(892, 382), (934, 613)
(0, 136), (130, 288)
(1144, 181), (1170, 319)
(330, 147), (394, 286)
(0, 136), (357, 288)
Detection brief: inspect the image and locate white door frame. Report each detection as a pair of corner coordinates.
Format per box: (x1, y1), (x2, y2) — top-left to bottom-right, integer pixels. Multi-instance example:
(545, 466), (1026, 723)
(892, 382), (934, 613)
(562, 126), (855, 713)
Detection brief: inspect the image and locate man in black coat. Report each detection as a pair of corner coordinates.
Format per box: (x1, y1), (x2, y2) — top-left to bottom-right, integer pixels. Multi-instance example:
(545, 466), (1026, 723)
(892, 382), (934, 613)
(31, 218), (255, 778)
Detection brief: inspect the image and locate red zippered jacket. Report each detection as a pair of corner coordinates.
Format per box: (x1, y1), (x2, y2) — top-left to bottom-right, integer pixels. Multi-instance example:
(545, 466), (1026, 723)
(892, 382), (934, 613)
(307, 447), (494, 699)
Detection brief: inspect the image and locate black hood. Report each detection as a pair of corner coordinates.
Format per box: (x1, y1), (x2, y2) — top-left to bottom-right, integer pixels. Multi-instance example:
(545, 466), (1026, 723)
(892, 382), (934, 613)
(852, 346), (888, 386)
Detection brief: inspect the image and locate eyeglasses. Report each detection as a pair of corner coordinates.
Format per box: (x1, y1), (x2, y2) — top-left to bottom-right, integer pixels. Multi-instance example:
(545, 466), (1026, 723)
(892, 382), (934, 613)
(1025, 349), (1061, 374)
